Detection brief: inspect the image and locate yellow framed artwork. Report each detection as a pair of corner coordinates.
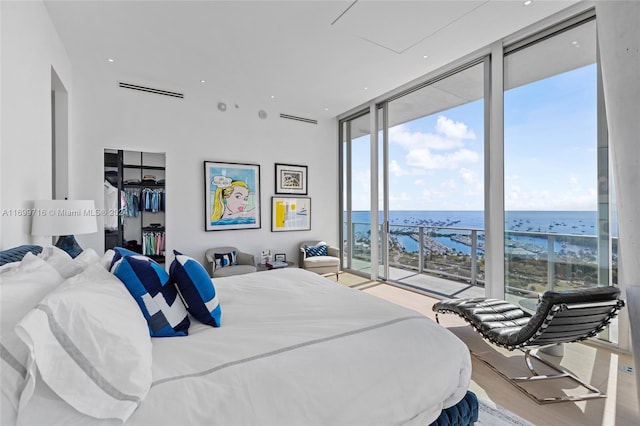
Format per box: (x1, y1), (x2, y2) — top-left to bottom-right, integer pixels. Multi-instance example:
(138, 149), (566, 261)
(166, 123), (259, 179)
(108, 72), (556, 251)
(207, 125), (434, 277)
(271, 196), (310, 232)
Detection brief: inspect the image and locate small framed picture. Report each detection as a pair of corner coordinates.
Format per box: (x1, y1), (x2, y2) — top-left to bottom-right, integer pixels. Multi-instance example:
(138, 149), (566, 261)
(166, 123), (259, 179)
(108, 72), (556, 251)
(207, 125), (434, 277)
(275, 253), (287, 262)
(275, 163), (307, 195)
(271, 196), (311, 232)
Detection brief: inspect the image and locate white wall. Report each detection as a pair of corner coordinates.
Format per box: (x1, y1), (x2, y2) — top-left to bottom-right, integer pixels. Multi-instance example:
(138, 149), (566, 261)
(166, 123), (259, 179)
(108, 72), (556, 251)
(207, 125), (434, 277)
(0, 1), (73, 249)
(69, 61), (339, 266)
(0, 1), (338, 263)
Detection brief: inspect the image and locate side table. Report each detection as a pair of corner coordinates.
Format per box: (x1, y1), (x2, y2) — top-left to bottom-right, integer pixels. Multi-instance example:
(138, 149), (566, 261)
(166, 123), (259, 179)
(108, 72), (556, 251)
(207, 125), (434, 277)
(257, 261), (294, 272)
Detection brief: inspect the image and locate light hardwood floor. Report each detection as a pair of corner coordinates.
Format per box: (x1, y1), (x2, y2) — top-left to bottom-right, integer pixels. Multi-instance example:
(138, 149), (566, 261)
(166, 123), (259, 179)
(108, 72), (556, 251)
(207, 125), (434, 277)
(333, 272), (640, 426)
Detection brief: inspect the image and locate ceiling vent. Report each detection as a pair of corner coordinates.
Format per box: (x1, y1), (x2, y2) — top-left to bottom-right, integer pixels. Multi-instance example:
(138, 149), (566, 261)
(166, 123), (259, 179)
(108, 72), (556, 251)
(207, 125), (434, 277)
(279, 113), (318, 125)
(118, 82), (184, 99)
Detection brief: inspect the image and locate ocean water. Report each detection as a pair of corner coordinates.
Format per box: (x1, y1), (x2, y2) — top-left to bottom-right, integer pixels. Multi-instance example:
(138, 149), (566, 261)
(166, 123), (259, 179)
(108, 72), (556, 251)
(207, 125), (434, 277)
(350, 210), (602, 234)
(348, 210), (615, 256)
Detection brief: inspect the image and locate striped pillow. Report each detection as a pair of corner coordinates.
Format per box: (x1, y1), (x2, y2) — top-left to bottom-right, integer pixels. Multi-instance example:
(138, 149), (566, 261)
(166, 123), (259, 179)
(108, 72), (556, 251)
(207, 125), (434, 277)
(214, 251), (237, 268)
(15, 263), (152, 422)
(170, 250), (222, 327)
(305, 244), (328, 257)
(112, 255), (190, 337)
(108, 247), (140, 271)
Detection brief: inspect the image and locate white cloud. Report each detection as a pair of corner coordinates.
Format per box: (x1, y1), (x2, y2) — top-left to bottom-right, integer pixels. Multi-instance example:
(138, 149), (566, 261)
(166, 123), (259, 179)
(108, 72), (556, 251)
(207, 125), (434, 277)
(459, 168), (478, 185)
(505, 185), (597, 210)
(441, 180), (457, 191)
(389, 115), (479, 171)
(435, 115), (476, 140)
(420, 187), (446, 202)
(389, 159), (408, 176)
(406, 148), (479, 169)
(569, 175), (579, 187)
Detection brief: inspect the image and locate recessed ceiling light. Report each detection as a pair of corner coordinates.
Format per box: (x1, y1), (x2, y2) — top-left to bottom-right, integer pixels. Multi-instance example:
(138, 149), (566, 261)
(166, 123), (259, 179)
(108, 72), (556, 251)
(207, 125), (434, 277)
(270, 95), (275, 99)
(200, 80), (206, 83)
(364, 87), (368, 90)
(524, 0), (532, 6)
(423, 55), (429, 59)
(107, 58), (114, 63)
(324, 108), (329, 111)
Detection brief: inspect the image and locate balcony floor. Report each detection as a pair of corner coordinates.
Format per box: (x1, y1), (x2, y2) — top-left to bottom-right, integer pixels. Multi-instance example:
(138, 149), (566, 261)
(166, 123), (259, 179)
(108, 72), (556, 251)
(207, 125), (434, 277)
(346, 258), (485, 299)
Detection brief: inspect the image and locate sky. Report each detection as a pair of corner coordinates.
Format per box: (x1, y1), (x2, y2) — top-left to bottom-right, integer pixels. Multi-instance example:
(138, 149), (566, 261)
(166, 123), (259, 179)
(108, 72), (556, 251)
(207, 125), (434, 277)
(349, 63), (598, 212)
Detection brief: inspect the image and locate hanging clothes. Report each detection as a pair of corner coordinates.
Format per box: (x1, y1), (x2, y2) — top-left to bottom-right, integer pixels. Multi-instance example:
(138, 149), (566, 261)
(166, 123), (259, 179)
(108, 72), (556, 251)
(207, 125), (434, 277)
(142, 231), (165, 256)
(142, 188), (165, 213)
(123, 188), (141, 217)
(104, 180), (119, 230)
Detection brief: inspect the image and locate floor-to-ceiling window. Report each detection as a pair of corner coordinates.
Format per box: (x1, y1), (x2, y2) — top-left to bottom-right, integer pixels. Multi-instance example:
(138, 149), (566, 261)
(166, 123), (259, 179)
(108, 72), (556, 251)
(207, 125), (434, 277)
(342, 111), (373, 276)
(502, 14), (618, 343)
(339, 8), (620, 345)
(341, 62), (486, 290)
(502, 16), (611, 303)
(383, 62), (486, 291)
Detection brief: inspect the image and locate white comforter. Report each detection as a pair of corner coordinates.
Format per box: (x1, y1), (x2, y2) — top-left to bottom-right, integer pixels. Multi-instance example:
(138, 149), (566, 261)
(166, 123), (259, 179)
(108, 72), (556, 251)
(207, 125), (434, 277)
(17, 268), (471, 425)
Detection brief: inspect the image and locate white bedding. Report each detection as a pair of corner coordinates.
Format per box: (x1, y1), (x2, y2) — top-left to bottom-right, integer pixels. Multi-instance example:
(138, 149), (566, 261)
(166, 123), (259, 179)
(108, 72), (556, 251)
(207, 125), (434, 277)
(14, 267), (470, 425)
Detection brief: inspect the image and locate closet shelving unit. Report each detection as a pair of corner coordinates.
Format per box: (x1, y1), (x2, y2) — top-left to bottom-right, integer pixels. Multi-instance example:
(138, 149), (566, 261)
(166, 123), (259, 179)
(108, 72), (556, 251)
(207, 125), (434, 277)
(104, 149), (166, 263)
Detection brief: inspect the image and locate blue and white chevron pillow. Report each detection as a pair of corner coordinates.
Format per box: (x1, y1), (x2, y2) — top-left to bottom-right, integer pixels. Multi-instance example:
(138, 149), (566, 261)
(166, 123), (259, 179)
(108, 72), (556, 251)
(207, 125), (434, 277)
(112, 254), (190, 337)
(170, 250), (222, 327)
(214, 251), (237, 268)
(305, 244), (328, 257)
(107, 246), (141, 271)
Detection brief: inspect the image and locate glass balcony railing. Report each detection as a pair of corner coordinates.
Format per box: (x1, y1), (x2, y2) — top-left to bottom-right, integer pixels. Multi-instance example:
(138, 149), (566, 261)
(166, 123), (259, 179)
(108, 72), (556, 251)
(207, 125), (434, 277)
(346, 221), (618, 297)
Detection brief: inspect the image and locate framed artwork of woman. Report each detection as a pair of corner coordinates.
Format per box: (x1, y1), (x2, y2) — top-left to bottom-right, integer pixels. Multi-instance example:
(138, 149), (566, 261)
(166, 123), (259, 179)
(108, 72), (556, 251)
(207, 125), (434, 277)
(204, 161), (261, 231)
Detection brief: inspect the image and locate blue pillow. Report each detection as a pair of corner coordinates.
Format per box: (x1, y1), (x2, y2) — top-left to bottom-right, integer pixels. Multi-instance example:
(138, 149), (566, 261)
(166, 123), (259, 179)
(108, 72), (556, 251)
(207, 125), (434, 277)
(109, 247), (141, 271)
(214, 251), (237, 268)
(305, 244), (328, 257)
(170, 250), (221, 327)
(113, 255), (190, 337)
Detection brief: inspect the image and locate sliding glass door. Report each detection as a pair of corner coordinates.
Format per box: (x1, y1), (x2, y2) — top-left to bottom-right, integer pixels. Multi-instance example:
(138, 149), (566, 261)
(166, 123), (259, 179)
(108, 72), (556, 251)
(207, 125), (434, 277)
(503, 18), (607, 293)
(384, 63), (485, 292)
(342, 62), (486, 293)
(342, 111), (374, 276)
(503, 16), (618, 342)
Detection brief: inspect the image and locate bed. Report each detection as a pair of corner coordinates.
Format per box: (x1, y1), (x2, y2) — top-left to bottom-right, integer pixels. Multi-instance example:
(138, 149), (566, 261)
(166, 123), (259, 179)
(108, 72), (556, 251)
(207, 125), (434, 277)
(1, 245), (474, 425)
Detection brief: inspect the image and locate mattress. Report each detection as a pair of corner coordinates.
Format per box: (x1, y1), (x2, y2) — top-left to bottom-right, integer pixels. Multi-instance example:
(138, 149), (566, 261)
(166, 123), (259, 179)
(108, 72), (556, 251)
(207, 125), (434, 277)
(7, 263), (471, 425)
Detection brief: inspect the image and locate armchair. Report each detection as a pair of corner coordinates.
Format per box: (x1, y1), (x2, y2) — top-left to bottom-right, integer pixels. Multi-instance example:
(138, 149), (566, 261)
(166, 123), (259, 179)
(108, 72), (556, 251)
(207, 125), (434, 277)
(205, 246), (256, 278)
(299, 240), (340, 279)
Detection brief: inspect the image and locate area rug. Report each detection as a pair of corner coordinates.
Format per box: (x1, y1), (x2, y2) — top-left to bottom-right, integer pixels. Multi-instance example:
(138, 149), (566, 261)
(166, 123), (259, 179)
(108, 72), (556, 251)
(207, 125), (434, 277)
(476, 400), (534, 426)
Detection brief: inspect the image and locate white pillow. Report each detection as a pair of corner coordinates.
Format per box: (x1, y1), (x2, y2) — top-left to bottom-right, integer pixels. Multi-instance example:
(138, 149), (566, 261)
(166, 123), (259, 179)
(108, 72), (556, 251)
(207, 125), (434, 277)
(38, 246), (100, 278)
(15, 263), (152, 422)
(100, 249), (115, 270)
(37, 245), (73, 270)
(0, 253), (64, 420)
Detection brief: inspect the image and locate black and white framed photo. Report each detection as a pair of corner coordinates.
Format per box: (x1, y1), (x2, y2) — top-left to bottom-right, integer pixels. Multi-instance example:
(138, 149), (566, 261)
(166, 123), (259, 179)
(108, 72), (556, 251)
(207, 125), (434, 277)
(275, 163), (307, 195)
(274, 253), (287, 262)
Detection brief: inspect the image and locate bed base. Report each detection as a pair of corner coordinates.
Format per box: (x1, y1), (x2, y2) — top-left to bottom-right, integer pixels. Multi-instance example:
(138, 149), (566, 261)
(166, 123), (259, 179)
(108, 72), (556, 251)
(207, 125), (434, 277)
(429, 390), (478, 426)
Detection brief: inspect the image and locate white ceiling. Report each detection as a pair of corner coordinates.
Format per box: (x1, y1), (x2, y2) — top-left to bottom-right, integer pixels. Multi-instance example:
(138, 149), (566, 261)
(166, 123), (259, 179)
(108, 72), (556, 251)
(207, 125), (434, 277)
(43, 0), (583, 120)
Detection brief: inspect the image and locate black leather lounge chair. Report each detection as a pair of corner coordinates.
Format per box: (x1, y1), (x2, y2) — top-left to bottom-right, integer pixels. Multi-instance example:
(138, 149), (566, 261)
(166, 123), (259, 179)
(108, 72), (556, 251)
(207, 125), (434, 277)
(433, 286), (625, 404)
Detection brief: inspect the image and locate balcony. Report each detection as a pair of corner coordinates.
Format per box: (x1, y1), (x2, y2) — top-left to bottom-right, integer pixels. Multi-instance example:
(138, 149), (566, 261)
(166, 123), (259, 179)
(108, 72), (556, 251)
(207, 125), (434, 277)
(346, 221), (618, 303)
